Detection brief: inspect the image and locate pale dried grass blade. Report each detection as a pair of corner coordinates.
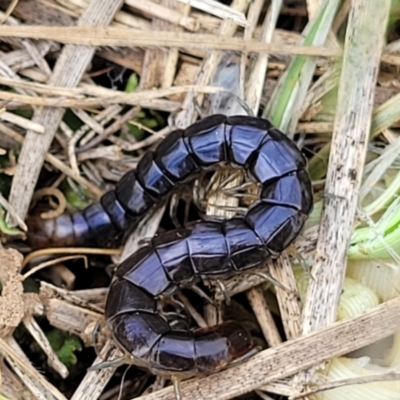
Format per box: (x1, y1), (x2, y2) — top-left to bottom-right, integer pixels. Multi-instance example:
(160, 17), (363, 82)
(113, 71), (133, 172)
(269, 255), (302, 340)
(300, 0), (391, 381)
(176, 0), (248, 26)
(0, 111), (45, 134)
(246, 287), (282, 347)
(244, 0), (282, 114)
(174, 0), (252, 128)
(125, 0), (199, 31)
(0, 337), (67, 400)
(0, 122), (103, 199)
(70, 340), (121, 400)
(0, 26), (341, 57)
(22, 316), (69, 379)
(0, 84), (218, 109)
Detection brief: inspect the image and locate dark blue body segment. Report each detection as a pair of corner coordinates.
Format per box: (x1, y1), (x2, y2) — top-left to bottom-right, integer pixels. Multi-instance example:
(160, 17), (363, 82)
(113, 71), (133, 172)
(227, 123), (268, 166)
(245, 202), (306, 254)
(100, 190), (138, 232)
(249, 130), (306, 184)
(115, 170), (156, 216)
(150, 331), (197, 372)
(105, 279), (157, 320)
(71, 212), (92, 244)
(136, 152), (175, 198)
(260, 170), (313, 214)
(53, 214), (80, 246)
(153, 229), (193, 283)
(108, 311), (170, 358)
(223, 218), (267, 271)
(83, 203), (116, 241)
(184, 118), (227, 166)
(154, 130), (199, 182)
(119, 247), (174, 297)
(186, 221), (232, 276)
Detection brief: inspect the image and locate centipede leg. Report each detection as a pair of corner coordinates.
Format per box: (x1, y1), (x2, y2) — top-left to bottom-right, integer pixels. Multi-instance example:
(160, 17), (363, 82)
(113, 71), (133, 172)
(255, 271), (291, 293)
(286, 244), (311, 276)
(216, 279), (231, 306)
(171, 375), (183, 400)
(88, 356), (128, 371)
(169, 193), (182, 229)
(188, 284), (214, 305)
(229, 346), (260, 366)
(92, 321), (102, 358)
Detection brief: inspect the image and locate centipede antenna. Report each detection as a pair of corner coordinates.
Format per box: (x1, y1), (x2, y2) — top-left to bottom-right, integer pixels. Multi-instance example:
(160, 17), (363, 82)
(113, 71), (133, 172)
(255, 272), (291, 293)
(171, 375), (183, 400)
(216, 280), (231, 305)
(92, 321), (102, 358)
(88, 356), (128, 371)
(225, 91), (254, 117)
(117, 364), (132, 400)
(229, 346), (261, 366)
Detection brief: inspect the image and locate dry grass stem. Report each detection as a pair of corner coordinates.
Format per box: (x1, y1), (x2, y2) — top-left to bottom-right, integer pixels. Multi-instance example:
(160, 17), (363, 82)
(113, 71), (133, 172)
(22, 315), (69, 379)
(299, 0), (391, 384)
(176, 0), (248, 26)
(269, 255), (302, 340)
(0, 26), (342, 57)
(245, 0), (282, 114)
(301, 0), (391, 334)
(7, 0), (124, 224)
(246, 287), (282, 347)
(0, 337), (67, 400)
(70, 340), (122, 400)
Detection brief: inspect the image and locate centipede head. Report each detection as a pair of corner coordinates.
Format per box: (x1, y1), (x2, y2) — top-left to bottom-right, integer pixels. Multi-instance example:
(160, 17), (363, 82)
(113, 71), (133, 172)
(194, 320), (254, 371)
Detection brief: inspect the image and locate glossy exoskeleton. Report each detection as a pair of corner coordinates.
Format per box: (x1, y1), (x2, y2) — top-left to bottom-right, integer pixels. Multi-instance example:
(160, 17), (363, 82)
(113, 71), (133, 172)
(27, 115), (313, 377)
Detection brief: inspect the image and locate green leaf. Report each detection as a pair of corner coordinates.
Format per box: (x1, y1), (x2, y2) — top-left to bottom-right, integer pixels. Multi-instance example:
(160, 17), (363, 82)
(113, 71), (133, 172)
(47, 329), (82, 368)
(60, 179), (91, 210)
(264, 0), (341, 132)
(0, 206), (23, 236)
(125, 73), (139, 93)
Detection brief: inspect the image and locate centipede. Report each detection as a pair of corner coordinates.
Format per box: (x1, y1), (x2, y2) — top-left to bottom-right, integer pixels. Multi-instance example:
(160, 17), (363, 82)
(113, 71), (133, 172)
(27, 114), (313, 380)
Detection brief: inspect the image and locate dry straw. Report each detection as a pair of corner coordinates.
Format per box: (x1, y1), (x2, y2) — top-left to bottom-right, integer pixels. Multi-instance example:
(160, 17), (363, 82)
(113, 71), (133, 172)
(1, 0), (400, 399)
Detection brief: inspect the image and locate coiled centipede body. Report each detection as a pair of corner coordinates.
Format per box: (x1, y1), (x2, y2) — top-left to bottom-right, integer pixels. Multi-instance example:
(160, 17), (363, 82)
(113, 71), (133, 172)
(27, 114), (313, 378)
